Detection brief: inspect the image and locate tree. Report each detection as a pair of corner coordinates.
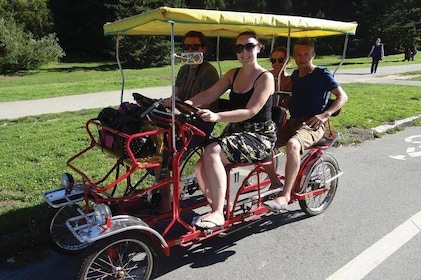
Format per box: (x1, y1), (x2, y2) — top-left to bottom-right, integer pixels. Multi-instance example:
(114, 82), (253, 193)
(0, 0), (54, 37)
(49, 0), (115, 61)
(376, 2), (420, 53)
(102, 0), (189, 68)
(3, 0), (420, 67)
(0, 1), (64, 73)
(0, 17), (64, 73)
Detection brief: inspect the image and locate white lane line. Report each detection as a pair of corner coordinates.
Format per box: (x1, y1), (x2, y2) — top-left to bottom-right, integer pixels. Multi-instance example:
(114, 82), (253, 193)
(326, 211), (421, 280)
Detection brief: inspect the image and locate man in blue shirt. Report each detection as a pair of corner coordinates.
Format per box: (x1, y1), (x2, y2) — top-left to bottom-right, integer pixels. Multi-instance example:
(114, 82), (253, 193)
(264, 38), (348, 211)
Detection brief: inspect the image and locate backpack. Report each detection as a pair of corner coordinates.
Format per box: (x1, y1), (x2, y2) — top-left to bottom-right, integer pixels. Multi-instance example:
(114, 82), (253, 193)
(97, 102), (154, 158)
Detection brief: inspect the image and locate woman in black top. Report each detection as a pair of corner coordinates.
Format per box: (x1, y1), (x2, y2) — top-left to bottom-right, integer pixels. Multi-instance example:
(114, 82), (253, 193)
(367, 38), (384, 74)
(187, 31), (275, 229)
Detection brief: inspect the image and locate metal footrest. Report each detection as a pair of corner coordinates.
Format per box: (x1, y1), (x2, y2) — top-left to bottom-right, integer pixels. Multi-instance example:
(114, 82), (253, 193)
(42, 184), (85, 208)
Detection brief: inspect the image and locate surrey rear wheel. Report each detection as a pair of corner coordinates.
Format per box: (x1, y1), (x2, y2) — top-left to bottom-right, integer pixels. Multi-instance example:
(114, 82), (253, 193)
(298, 153), (339, 216)
(78, 231), (158, 280)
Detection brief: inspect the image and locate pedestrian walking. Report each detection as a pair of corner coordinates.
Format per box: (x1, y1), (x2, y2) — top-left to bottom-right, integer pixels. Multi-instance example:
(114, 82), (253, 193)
(367, 38), (384, 74)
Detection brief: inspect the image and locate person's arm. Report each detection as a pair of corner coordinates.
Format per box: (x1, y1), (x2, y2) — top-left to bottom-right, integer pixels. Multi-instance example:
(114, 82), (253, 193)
(323, 86), (348, 118)
(189, 68), (234, 107)
(195, 71), (274, 123)
(381, 44), (385, 59)
(306, 85), (348, 129)
(196, 63), (220, 109)
(163, 67), (185, 107)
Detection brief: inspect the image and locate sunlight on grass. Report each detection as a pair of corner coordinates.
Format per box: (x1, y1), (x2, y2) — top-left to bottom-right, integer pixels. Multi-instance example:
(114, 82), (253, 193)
(1, 81), (420, 219)
(0, 53), (417, 102)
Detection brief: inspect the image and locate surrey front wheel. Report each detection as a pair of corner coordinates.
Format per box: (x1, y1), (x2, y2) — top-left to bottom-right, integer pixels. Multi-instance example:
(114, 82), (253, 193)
(298, 153), (339, 216)
(43, 200), (94, 255)
(78, 231), (158, 280)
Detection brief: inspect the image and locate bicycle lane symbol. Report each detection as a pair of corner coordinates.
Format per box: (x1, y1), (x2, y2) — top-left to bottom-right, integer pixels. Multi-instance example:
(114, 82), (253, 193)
(389, 135), (421, 160)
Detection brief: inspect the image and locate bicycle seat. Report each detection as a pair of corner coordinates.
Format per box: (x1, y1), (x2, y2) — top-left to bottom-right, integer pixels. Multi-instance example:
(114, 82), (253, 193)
(311, 131), (338, 147)
(312, 137), (327, 146)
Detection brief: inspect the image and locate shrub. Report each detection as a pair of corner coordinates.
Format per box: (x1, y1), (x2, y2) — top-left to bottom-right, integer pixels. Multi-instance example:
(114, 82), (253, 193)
(0, 18), (65, 74)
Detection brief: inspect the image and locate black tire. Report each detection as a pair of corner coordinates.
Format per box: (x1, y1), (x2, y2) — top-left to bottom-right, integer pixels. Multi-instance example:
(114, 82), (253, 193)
(78, 231), (158, 280)
(43, 200), (94, 255)
(298, 153), (339, 216)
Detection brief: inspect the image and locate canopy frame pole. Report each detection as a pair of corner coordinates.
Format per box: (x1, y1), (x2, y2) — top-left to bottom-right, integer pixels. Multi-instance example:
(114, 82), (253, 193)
(216, 32), (222, 77)
(333, 34), (350, 76)
(270, 34), (275, 53)
(276, 28), (291, 92)
(116, 35), (124, 104)
(169, 21), (177, 153)
(274, 28), (291, 105)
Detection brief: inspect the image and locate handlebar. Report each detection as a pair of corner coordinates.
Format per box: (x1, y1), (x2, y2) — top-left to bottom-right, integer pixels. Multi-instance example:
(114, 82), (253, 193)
(132, 92), (206, 137)
(139, 98), (163, 118)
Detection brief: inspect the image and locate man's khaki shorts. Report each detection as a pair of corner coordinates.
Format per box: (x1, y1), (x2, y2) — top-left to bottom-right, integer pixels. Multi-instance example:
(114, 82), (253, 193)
(276, 118), (325, 153)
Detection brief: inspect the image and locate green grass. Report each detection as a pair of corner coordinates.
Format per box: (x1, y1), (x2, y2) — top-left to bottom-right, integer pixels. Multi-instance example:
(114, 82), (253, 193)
(0, 53), (417, 102)
(1, 82), (419, 220)
(0, 62), (173, 102)
(0, 55), (420, 266)
(400, 70), (421, 81)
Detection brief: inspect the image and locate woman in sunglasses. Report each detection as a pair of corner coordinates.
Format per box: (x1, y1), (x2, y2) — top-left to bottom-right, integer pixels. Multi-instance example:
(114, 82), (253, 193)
(187, 31), (276, 229)
(269, 46), (292, 109)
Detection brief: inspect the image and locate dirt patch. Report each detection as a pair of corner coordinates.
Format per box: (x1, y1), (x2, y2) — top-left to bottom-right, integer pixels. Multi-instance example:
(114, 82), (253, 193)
(336, 127), (375, 146)
(386, 74), (421, 80)
(0, 76), (25, 81)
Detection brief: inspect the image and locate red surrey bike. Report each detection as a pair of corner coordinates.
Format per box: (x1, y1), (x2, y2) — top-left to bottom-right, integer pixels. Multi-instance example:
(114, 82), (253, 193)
(41, 6), (357, 279)
(44, 91), (342, 278)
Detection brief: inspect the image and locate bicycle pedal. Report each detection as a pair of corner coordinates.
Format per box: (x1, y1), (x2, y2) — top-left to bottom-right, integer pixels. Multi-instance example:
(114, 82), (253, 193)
(251, 187), (282, 201)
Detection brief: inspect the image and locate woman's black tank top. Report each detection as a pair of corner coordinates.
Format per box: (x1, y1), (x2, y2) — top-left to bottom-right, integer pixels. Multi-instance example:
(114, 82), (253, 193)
(229, 68), (272, 122)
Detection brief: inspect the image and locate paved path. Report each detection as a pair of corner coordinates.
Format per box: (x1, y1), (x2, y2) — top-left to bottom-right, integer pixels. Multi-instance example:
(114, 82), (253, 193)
(0, 64), (420, 120)
(0, 86), (172, 120)
(333, 63), (421, 85)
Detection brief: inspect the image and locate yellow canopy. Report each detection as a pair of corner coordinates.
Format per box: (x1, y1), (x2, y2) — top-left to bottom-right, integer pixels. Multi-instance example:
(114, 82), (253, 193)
(104, 6), (357, 38)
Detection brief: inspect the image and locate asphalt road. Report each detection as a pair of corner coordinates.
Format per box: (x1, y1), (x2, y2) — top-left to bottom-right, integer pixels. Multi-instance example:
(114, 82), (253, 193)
(1, 126), (420, 280)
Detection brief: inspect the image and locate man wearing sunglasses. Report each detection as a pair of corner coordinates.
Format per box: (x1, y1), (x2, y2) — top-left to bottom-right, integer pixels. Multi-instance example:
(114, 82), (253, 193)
(164, 31), (219, 109)
(159, 31), (219, 213)
(264, 38), (348, 211)
(171, 31), (220, 144)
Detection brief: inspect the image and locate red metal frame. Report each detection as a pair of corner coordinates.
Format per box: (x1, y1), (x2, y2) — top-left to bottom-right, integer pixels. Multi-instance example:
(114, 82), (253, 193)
(62, 109), (339, 253)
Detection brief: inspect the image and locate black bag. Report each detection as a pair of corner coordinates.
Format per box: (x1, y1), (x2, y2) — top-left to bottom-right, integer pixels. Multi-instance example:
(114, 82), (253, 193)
(271, 106), (287, 127)
(98, 102), (154, 158)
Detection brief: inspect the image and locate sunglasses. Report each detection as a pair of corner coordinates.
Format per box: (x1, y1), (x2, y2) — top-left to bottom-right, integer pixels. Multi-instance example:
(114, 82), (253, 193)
(235, 43), (257, 54)
(270, 57), (285, 64)
(182, 44), (202, 51)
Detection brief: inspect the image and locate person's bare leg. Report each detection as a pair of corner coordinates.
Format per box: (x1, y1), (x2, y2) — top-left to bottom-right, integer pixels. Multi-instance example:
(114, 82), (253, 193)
(157, 184), (172, 213)
(264, 138), (301, 210)
(195, 158), (212, 204)
(154, 166), (172, 213)
(264, 160), (283, 190)
(195, 143), (228, 227)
